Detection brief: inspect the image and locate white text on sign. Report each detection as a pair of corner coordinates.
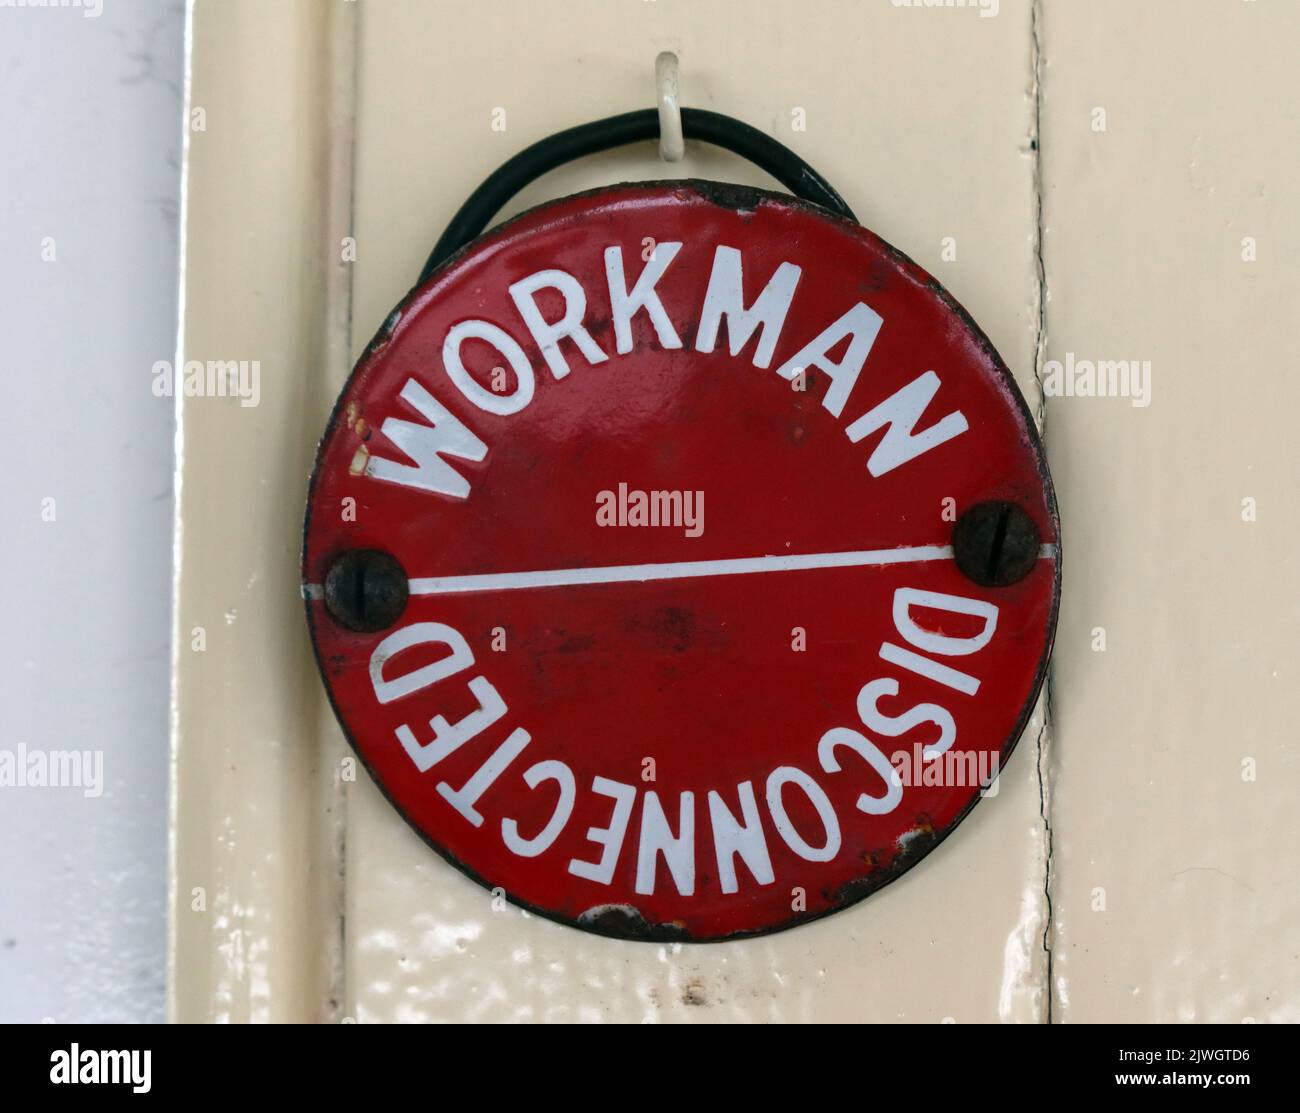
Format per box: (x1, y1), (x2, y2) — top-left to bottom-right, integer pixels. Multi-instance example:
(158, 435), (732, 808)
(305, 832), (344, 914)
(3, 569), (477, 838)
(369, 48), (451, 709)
(359, 242), (969, 499)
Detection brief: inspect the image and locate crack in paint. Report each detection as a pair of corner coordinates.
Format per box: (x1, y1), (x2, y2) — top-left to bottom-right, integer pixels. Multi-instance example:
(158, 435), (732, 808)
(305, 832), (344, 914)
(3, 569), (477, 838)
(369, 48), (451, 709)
(1030, 0), (1048, 436)
(1034, 716), (1055, 1024)
(1030, 0), (1056, 1026)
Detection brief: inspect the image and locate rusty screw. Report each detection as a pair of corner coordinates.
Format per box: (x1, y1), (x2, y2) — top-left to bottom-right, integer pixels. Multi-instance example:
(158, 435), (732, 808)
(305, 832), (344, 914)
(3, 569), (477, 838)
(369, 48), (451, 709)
(952, 501), (1041, 587)
(324, 549), (409, 632)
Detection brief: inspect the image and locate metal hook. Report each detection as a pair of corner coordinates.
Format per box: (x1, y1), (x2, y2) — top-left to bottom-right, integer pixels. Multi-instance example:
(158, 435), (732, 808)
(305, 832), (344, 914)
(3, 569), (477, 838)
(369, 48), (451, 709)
(655, 51), (684, 162)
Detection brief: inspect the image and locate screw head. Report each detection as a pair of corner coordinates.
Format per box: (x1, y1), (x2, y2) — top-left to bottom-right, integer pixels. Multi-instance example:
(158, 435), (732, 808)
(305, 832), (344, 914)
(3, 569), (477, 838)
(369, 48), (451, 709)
(323, 549), (409, 632)
(952, 501), (1041, 587)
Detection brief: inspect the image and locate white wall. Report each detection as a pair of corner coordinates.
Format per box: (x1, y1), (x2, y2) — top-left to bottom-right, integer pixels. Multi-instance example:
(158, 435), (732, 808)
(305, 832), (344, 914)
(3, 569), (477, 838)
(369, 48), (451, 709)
(0, 0), (183, 1023)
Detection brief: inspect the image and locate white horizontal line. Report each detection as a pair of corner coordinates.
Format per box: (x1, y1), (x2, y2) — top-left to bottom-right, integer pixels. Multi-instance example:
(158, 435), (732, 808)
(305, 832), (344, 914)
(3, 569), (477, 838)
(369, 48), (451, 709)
(403, 544), (1057, 596)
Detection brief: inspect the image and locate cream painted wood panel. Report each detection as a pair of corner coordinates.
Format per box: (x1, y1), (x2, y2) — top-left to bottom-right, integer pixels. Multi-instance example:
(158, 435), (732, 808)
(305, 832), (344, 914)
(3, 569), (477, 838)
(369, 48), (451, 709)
(343, 0), (1047, 1024)
(169, 0), (355, 1022)
(1039, 0), (1300, 1024)
(173, 0), (1298, 1024)
(170, 0), (1047, 1024)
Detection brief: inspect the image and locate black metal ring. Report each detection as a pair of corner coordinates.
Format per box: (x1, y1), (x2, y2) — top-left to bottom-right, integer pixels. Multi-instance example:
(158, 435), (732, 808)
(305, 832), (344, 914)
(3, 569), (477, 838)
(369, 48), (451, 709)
(419, 107), (856, 284)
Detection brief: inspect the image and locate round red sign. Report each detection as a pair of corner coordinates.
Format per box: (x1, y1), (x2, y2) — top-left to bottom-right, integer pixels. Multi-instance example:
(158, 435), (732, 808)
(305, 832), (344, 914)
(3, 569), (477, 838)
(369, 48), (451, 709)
(303, 182), (1059, 941)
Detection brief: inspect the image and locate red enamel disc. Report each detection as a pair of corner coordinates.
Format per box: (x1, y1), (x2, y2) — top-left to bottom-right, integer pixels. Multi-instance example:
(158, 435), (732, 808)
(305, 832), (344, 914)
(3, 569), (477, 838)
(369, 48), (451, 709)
(303, 182), (1059, 941)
